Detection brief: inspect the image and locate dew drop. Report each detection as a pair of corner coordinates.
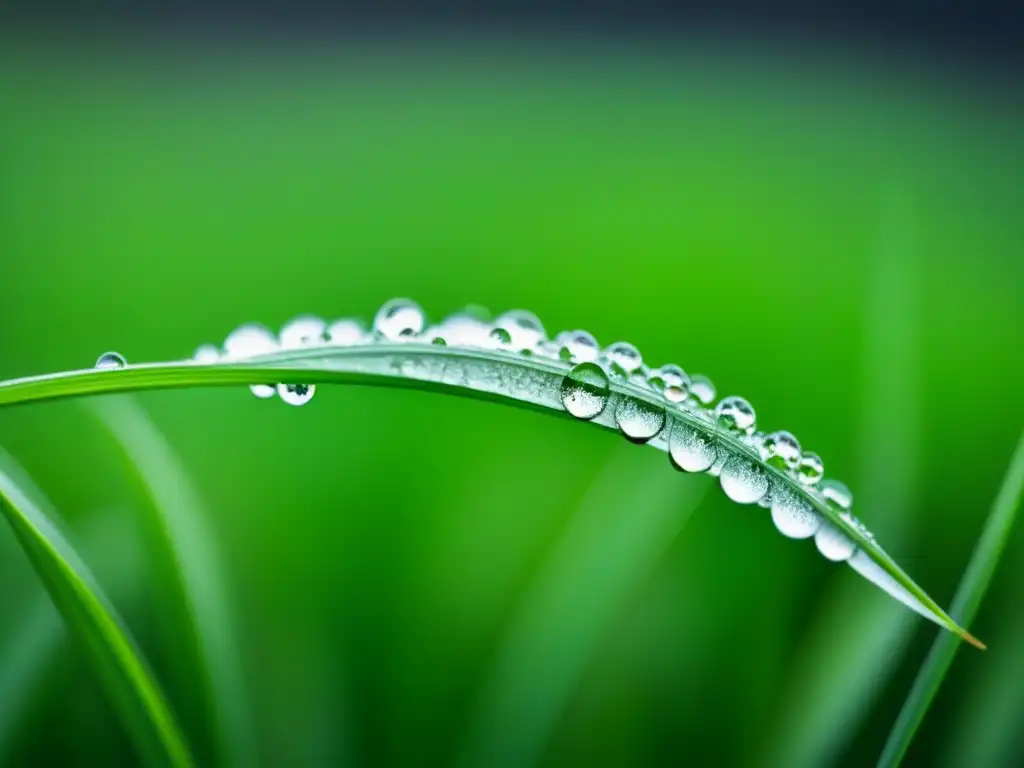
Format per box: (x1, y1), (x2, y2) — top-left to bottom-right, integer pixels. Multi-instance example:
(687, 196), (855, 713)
(668, 419), (717, 472)
(764, 430), (802, 470)
(815, 523), (856, 561)
(193, 344), (220, 363)
(604, 341), (643, 380)
(820, 478), (853, 510)
(770, 485), (821, 539)
(495, 309), (546, 350)
(559, 362), (610, 421)
(327, 318), (367, 346)
(797, 453), (824, 486)
(224, 323), (279, 399)
(614, 395), (666, 444)
(280, 315), (327, 349)
(374, 298), (426, 340)
(719, 454), (770, 504)
(556, 330), (600, 363)
(489, 327), (512, 346)
(95, 352), (126, 369)
(689, 374), (717, 407)
(277, 383), (315, 406)
(715, 396), (756, 434)
(647, 364), (690, 404)
(436, 313), (492, 347)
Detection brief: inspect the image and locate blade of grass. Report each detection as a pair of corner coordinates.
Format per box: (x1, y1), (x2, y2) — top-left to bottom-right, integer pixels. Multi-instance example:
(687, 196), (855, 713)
(460, 447), (711, 767)
(0, 345), (982, 646)
(878, 430), (1024, 767)
(87, 396), (255, 768)
(0, 448), (194, 768)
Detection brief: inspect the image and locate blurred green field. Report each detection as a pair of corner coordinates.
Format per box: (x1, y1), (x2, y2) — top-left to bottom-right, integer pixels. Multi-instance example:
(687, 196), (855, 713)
(0, 39), (1022, 766)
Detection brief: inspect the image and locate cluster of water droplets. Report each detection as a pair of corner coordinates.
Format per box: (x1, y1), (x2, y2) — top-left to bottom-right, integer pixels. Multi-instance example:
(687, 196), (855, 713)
(149, 297), (874, 565)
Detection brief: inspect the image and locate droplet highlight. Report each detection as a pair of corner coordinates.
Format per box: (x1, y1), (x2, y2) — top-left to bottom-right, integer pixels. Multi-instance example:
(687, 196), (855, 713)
(764, 430), (802, 470)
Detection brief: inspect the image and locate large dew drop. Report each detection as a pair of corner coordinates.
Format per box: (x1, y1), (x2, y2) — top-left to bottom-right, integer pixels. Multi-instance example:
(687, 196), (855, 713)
(797, 452), (824, 486)
(821, 478), (853, 510)
(689, 374), (717, 407)
(556, 330), (600, 363)
(95, 352), (126, 369)
(668, 419), (717, 472)
(224, 323), (279, 399)
(277, 383), (315, 407)
(770, 485), (821, 539)
(647, 364), (690, 404)
(559, 362), (610, 421)
(604, 341), (643, 380)
(374, 298), (426, 340)
(614, 395), (666, 444)
(715, 396), (757, 434)
(764, 430), (801, 470)
(495, 309), (546, 350)
(815, 523), (856, 561)
(279, 315), (327, 349)
(719, 454), (769, 504)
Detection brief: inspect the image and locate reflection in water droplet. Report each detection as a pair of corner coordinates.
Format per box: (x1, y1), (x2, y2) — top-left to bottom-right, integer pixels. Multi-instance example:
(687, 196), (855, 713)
(770, 485), (821, 539)
(489, 327), (512, 346)
(688, 375), (716, 407)
(715, 396), (757, 434)
(556, 330), (600, 363)
(821, 478), (853, 510)
(193, 345), (220, 363)
(277, 383), (315, 406)
(431, 336), (447, 346)
(559, 362), (610, 420)
(719, 454), (769, 504)
(280, 315), (327, 349)
(374, 298), (426, 340)
(765, 430), (802, 470)
(95, 352), (126, 370)
(495, 309), (546, 350)
(604, 341), (643, 380)
(797, 452), (824, 485)
(223, 323), (278, 399)
(647, 364), (690, 403)
(614, 396), (666, 444)
(668, 419), (717, 472)
(815, 523), (856, 561)
(327, 318), (367, 346)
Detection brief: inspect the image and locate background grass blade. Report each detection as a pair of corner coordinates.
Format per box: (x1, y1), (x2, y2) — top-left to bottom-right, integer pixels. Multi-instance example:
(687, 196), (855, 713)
(88, 397), (255, 768)
(878, 430), (1024, 767)
(0, 448), (194, 768)
(460, 447), (711, 767)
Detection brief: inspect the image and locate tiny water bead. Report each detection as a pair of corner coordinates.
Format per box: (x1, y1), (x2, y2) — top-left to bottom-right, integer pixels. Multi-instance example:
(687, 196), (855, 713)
(719, 454), (770, 504)
(797, 453), (824, 486)
(604, 341), (643, 380)
(280, 315), (327, 349)
(277, 383), (315, 406)
(815, 523), (856, 562)
(715, 396), (757, 434)
(668, 420), (718, 473)
(688, 374), (717, 407)
(614, 395), (666, 444)
(494, 309), (546, 350)
(556, 330), (600, 363)
(647, 364), (690, 404)
(770, 485), (821, 539)
(820, 478), (853, 510)
(373, 298), (426, 340)
(95, 352), (126, 369)
(559, 362), (611, 421)
(764, 430), (801, 470)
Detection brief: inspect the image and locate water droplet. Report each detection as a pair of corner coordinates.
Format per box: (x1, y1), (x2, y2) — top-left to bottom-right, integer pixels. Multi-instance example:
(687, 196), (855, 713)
(277, 382), (315, 406)
(770, 485), (821, 539)
(815, 523), (856, 561)
(604, 341), (643, 380)
(689, 374), (717, 407)
(719, 454), (769, 504)
(431, 336), (447, 346)
(820, 478), (853, 510)
(193, 344), (220, 363)
(707, 452), (727, 477)
(559, 362), (610, 420)
(647, 364), (690, 404)
(495, 309), (546, 350)
(555, 330), (600, 363)
(374, 298), (426, 340)
(461, 304), (492, 322)
(668, 419), (717, 472)
(280, 315), (327, 349)
(489, 327), (512, 346)
(224, 324), (279, 399)
(764, 430), (801, 470)
(436, 313), (491, 347)
(327, 318), (367, 346)
(614, 395), (666, 444)
(95, 352), (126, 369)
(797, 453), (824, 486)
(715, 396), (756, 434)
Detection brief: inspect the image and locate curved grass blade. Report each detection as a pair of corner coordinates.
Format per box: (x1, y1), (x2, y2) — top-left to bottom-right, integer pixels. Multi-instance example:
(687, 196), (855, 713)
(0, 448), (194, 768)
(878, 430), (1024, 767)
(88, 397), (255, 768)
(0, 339), (981, 648)
(461, 449), (711, 767)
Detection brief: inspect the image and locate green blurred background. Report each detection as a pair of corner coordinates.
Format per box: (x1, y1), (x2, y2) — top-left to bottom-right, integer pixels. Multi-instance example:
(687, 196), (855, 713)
(0, 34), (1022, 767)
